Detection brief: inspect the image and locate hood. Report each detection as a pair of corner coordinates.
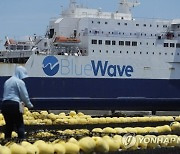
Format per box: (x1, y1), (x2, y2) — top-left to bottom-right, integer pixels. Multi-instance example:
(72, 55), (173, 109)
(14, 66), (28, 79)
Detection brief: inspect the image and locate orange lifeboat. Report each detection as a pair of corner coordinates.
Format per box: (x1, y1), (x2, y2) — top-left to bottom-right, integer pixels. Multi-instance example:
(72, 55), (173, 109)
(4, 39), (17, 46)
(54, 36), (81, 44)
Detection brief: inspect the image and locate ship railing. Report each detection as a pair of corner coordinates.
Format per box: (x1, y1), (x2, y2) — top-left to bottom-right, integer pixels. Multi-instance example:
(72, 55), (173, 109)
(83, 32), (157, 39)
(1, 50), (32, 58)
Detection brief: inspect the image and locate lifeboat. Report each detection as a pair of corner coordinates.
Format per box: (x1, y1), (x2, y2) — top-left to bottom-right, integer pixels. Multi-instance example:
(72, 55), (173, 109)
(54, 36), (81, 45)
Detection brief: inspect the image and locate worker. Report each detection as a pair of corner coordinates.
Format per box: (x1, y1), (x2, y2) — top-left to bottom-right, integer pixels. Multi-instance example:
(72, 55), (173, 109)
(1, 66), (33, 139)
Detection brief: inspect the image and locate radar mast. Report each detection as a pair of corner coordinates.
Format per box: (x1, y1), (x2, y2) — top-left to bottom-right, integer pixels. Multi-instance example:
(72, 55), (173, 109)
(69, 0), (76, 8)
(118, 0), (140, 14)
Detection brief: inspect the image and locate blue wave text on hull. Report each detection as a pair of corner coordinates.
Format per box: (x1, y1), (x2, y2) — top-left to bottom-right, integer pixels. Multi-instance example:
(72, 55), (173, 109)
(91, 60), (133, 77)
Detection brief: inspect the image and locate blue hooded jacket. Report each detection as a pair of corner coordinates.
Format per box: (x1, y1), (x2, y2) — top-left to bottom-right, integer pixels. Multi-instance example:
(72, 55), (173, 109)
(2, 66), (33, 112)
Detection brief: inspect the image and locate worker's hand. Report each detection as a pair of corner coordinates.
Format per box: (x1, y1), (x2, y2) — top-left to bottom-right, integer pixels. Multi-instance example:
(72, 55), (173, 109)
(28, 104), (34, 110)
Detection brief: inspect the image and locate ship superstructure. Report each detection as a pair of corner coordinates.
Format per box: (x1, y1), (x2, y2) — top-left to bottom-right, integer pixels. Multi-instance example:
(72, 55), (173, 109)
(1, 0), (180, 110)
(44, 0), (180, 79)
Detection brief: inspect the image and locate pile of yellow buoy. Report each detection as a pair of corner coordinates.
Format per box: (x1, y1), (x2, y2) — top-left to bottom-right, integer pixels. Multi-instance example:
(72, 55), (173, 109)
(0, 108), (180, 153)
(0, 108), (175, 126)
(1, 134), (180, 154)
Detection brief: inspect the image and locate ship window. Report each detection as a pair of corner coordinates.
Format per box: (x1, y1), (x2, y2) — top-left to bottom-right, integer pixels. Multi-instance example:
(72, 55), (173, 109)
(100, 50), (101, 53)
(120, 51), (122, 53)
(89, 31), (91, 33)
(119, 41), (124, 46)
(49, 29), (54, 38)
(118, 23), (120, 25)
(92, 39), (97, 44)
(106, 50), (108, 53)
(151, 34), (153, 36)
(17, 45), (23, 50)
(140, 52), (142, 54)
(170, 43), (175, 47)
(124, 23), (127, 26)
(105, 40), (111, 45)
(140, 42), (142, 45)
(176, 43), (180, 48)
(153, 43), (155, 45)
(10, 45), (16, 50)
(152, 52), (155, 55)
(163, 25), (167, 28)
(113, 51), (115, 53)
(164, 43), (168, 47)
(127, 51), (129, 54)
(121, 17), (124, 20)
(92, 21), (94, 23)
(134, 51), (136, 54)
(98, 40), (102, 45)
(146, 42), (148, 45)
(130, 33), (132, 35)
(159, 52), (161, 55)
(125, 41), (130, 46)
(105, 22), (108, 24)
(146, 52), (149, 54)
(24, 46), (30, 50)
(44, 42), (47, 47)
(143, 24), (146, 27)
(177, 53), (180, 55)
(165, 53), (167, 55)
(132, 41), (137, 46)
(112, 41), (116, 45)
(98, 21), (100, 24)
(150, 24), (152, 27)
(136, 24), (139, 26)
(157, 25), (159, 27)
(92, 50), (94, 52)
(171, 53), (174, 55)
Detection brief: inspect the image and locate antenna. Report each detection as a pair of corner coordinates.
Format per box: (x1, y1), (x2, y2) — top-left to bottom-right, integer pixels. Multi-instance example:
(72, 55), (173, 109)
(118, 0), (140, 14)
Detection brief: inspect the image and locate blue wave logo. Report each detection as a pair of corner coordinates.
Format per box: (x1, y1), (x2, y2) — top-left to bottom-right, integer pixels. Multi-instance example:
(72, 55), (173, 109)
(42, 56), (59, 76)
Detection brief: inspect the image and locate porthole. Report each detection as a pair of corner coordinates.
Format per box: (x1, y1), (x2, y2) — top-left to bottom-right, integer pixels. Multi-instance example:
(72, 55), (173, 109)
(113, 51), (115, 53)
(140, 52), (142, 54)
(127, 51), (129, 54)
(106, 50), (108, 53)
(159, 52), (161, 55)
(171, 53), (174, 55)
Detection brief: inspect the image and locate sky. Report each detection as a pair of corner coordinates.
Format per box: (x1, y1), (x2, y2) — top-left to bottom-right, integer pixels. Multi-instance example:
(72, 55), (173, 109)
(0, 0), (180, 49)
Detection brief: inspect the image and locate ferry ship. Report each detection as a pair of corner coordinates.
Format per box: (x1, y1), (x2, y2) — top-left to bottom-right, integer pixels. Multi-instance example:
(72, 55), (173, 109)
(1, 0), (180, 111)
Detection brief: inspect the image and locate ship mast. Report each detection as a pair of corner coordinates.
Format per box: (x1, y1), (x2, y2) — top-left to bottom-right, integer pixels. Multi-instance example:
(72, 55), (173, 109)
(69, 0), (76, 9)
(118, 0), (140, 14)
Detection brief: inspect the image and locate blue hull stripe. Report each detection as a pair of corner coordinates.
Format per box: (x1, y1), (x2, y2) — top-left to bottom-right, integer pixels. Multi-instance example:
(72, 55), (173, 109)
(0, 77), (180, 110)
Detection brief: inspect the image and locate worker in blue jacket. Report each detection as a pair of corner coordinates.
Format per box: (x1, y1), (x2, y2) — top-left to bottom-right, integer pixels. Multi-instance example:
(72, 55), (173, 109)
(1, 66), (33, 139)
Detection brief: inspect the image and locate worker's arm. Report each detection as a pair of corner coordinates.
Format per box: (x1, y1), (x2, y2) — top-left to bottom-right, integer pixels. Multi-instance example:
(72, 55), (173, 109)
(18, 81), (34, 109)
